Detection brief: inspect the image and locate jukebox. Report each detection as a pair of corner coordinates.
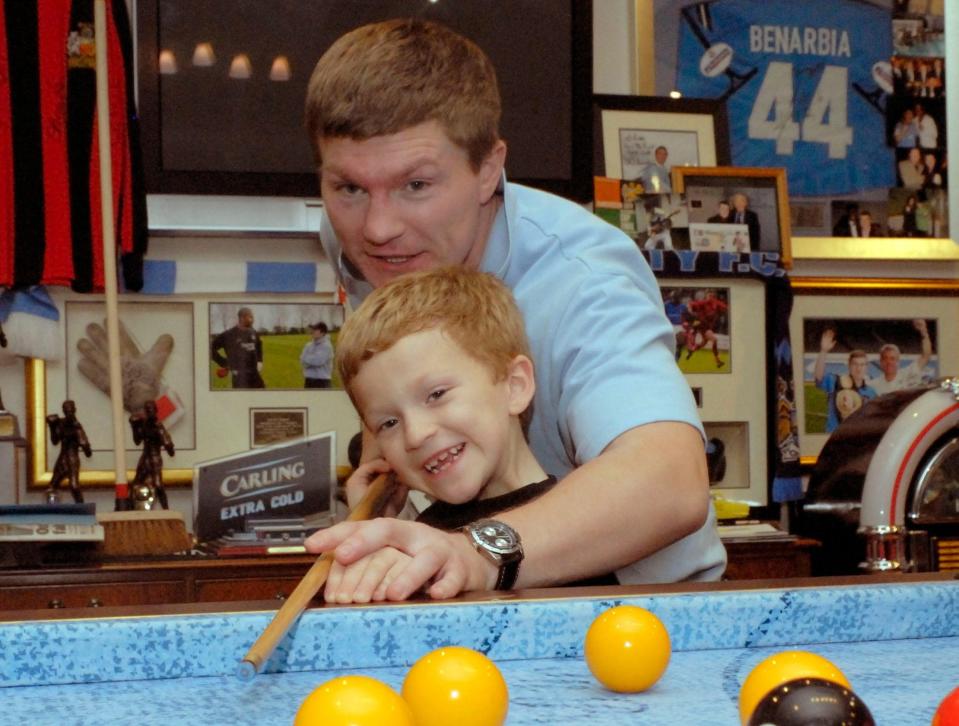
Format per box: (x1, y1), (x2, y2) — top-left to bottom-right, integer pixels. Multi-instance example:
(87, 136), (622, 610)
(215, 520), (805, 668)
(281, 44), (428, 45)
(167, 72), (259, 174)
(797, 379), (959, 575)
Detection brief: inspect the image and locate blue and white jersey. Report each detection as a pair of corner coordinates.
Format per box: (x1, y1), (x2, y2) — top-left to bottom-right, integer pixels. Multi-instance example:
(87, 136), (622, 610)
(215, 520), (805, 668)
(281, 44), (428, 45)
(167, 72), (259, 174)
(676, 0), (894, 196)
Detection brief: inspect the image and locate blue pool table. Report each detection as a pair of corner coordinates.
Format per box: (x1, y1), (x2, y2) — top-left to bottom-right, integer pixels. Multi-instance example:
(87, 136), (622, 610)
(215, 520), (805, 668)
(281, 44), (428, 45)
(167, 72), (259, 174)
(2, 573), (957, 725)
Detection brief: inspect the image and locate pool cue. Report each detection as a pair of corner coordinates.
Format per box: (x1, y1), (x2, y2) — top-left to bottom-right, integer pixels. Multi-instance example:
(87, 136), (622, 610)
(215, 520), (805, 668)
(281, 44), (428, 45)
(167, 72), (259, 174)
(93, 0), (131, 510)
(237, 473), (399, 680)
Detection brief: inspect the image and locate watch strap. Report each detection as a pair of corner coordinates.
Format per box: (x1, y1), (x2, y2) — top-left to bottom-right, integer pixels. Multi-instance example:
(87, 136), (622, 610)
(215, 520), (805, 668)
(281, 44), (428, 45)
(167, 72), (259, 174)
(494, 559), (520, 591)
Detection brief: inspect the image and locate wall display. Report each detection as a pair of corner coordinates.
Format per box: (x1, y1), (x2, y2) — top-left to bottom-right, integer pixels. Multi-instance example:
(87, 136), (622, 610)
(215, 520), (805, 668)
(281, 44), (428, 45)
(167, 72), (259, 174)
(662, 277), (769, 504)
(641, 0), (952, 247)
(208, 302), (343, 391)
(672, 166), (792, 266)
(593, 94), (729, 183)
(790, 277), (959, 465)
(27, 295), (360, 490)
(137, 0), (593, 199)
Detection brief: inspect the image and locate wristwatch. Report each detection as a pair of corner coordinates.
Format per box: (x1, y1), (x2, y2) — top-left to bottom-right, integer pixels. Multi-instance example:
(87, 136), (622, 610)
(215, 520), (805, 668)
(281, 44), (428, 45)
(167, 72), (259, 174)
(461, 519), (524, 590)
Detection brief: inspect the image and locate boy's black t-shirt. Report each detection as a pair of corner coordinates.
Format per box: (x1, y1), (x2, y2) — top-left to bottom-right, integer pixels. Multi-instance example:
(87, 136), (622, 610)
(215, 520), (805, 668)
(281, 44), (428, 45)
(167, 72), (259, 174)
(416, 476), (619, 587)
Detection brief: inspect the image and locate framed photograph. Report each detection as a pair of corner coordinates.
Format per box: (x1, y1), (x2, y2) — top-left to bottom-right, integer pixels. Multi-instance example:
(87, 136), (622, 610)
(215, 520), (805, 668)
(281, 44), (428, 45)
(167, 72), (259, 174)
(209, 302), (344, 390)
(790, 277), (959, 465)
(663, 277), (769, 505)
(672, 166), (792, 267)
(250, 408), (308, 448)
(592, 94), (730, 187)
(28, 293), (362, 490)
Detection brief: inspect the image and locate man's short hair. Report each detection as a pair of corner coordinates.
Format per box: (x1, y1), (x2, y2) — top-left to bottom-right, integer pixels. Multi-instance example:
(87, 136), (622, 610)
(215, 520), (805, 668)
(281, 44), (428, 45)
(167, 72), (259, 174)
(848, 349), (868, 364)
(305, 19), (501, 171)
(310, 322), (329, 334)
(336, 266), (532, 400)
(237, 307), (252, 318)
(879, 343), (901, 357)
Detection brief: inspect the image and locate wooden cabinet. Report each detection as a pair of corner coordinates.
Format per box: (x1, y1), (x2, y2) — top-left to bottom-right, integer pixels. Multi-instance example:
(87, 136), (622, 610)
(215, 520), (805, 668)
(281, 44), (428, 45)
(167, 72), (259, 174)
(0, 556), (317, 611)
(0, 540), (822, 611)
(722, 538), (821, 580)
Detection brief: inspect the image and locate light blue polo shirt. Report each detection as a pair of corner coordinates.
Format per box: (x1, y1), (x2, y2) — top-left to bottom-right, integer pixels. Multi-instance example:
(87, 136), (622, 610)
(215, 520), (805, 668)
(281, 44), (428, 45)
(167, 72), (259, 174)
(320, 179), (726, 584)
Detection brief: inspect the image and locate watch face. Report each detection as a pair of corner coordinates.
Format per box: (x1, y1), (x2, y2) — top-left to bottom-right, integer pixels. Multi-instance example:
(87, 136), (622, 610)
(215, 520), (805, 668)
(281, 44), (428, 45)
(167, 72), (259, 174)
(473, 520), (521, 556)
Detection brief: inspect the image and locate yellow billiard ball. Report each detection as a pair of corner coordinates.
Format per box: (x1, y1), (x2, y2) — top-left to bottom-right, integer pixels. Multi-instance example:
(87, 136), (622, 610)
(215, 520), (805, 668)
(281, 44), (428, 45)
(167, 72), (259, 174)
(738, 650), (851, 726)
(402, 646), (509, 726)
(294, 674), (414, 726)
(584, 605), (671, 693)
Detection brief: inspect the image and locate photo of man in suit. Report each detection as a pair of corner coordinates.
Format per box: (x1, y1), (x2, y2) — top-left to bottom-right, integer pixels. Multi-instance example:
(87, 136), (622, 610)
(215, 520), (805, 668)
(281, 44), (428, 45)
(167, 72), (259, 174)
(730, 192), (760, 250)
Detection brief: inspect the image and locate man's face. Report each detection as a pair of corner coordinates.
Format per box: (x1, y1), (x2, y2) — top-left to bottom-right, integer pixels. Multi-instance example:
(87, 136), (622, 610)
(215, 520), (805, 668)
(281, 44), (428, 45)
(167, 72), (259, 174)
(880, 349), (900, 378)
(718, 202), (730, 217)
(654, 147), (668, 165)
(311, 327), (325, 340)
(849, 356), (868, 383)
(732, 195), (747, 212)
(318, 120), (505, 289)
(239, 311), (254, 328)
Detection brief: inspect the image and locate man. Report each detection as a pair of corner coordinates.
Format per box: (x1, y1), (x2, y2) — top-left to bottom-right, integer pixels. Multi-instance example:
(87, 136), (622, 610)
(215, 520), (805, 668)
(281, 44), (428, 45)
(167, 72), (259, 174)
(707, 200), (733, 223)
(730, 192), (761, 250)
(304, 19), (724, 597)
(857, 211), (882, 238)
(642, 200), (675, 251)
(639, 146), (671, 193)
(868, 319), (933, 395)
(915, 103), (938, 149)
(814, 329), (877, 433)
(300, 321), (334, 388)
(832, 203), (860, 237)
(210, 307), (265, 389)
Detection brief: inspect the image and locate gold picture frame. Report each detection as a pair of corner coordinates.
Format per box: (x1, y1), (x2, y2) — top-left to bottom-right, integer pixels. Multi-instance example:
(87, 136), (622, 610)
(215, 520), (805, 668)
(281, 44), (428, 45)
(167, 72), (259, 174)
(672, 166), (793, 267)
(790, 276), (959, 466)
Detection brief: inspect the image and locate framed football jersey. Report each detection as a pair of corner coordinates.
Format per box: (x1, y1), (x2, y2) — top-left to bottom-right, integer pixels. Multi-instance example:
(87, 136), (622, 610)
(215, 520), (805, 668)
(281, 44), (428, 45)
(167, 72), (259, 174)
(670, 0), (895, 196)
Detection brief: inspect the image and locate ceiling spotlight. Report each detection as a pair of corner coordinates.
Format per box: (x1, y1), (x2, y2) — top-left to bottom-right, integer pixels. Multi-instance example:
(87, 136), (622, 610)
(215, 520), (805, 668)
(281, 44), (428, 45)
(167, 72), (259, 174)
(269, 55), (291, 81)
(229, 53), (252, 79)
(158, 49), (177, 74)
(192, 42), (216, 66)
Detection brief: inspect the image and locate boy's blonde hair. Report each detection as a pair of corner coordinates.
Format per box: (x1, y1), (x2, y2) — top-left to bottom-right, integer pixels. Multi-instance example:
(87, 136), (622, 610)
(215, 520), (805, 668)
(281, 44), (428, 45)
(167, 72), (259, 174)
(337, 267), (532, 404)
(305, 19), (501, 171)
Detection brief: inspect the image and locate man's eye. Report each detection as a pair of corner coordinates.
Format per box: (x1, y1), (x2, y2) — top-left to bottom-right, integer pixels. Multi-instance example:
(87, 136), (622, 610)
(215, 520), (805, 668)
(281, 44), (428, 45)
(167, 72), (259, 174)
(427, 388), (447, 402)
(337, 183), (363, 195)
(377, 418), (398, 432)
(407, 180), (429, 192)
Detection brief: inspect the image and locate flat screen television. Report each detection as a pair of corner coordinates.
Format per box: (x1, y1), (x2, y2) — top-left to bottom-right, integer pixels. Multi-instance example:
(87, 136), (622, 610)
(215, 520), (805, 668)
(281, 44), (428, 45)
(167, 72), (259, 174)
(136, 1), (593, 200)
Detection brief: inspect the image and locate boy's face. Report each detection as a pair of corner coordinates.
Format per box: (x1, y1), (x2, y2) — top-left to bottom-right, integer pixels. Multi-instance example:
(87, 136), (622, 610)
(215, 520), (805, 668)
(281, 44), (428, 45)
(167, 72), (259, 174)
(351, 328), (532, 503)
(318, 120), (506, 290)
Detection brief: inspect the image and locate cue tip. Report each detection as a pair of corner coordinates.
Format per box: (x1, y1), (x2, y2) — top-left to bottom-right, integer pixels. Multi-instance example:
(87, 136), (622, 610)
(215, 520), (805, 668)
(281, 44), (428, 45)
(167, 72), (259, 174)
(236, 659), (258, 681)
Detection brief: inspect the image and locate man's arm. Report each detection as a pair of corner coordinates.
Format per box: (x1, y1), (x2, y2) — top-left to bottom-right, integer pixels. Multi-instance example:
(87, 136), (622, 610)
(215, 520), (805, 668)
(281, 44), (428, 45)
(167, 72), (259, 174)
(914, 319), (932, 369)
(210, 331), (228, 368)
(307, 420), (709, 597)
(814, 329), (836, 386)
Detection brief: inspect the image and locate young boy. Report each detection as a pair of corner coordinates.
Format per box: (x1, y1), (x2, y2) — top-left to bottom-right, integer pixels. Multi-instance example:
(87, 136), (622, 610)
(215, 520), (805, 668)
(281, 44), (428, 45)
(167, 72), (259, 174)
(310, 266), (616, 603)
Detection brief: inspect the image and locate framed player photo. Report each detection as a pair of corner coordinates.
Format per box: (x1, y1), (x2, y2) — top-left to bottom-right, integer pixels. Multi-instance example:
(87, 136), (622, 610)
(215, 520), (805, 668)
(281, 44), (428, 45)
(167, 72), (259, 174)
(790, 277), (959, 465)
(672, 166), (792, 266)
(208, 302), (344, 391)
(662, 277), (770, 505)
(27, 293), (362, 491)
(592, 94), (730, 185)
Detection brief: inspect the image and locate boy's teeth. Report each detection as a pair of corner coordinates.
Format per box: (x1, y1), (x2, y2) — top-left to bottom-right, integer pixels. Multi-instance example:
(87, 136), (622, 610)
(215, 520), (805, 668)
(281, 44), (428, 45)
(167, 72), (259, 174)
(424, 444), (464, 473)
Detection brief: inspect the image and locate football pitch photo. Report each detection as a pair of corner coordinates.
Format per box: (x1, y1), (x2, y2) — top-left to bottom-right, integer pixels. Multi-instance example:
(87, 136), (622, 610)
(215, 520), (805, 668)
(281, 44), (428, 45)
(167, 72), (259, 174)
(804, 383), (828, 434)
(676, 347), (730, 374)
(210, 331), (342, 390)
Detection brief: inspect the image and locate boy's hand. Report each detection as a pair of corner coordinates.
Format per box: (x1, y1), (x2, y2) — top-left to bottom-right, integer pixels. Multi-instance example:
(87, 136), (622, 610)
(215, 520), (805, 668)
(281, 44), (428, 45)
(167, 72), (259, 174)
(324, 546), (412, 603)
(305, 518), (497, 601)
(345, 459), (408, 514)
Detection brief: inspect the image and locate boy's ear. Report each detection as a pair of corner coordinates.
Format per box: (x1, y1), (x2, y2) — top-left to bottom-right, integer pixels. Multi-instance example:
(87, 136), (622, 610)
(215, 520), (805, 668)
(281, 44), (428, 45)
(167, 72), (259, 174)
(505, 354), (535, 416)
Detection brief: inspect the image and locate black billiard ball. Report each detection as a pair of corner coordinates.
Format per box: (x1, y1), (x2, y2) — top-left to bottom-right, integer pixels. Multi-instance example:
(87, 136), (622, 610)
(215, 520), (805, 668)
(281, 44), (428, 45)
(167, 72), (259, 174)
(747, 677), (874, 725)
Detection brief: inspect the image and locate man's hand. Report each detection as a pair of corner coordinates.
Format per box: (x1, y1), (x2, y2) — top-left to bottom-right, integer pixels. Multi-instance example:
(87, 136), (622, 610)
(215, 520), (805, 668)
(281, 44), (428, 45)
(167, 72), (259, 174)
(914, 318), (929, 336)
(820, 328), (837, 353)
(324, 546), (413, 603)
(77, 320), (174, 415)
(305, 518), (496, 601)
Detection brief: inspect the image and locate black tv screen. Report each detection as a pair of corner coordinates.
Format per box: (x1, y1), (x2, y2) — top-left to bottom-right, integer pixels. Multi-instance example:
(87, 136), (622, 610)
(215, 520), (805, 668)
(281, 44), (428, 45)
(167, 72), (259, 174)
(136, 1), (593, 200)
